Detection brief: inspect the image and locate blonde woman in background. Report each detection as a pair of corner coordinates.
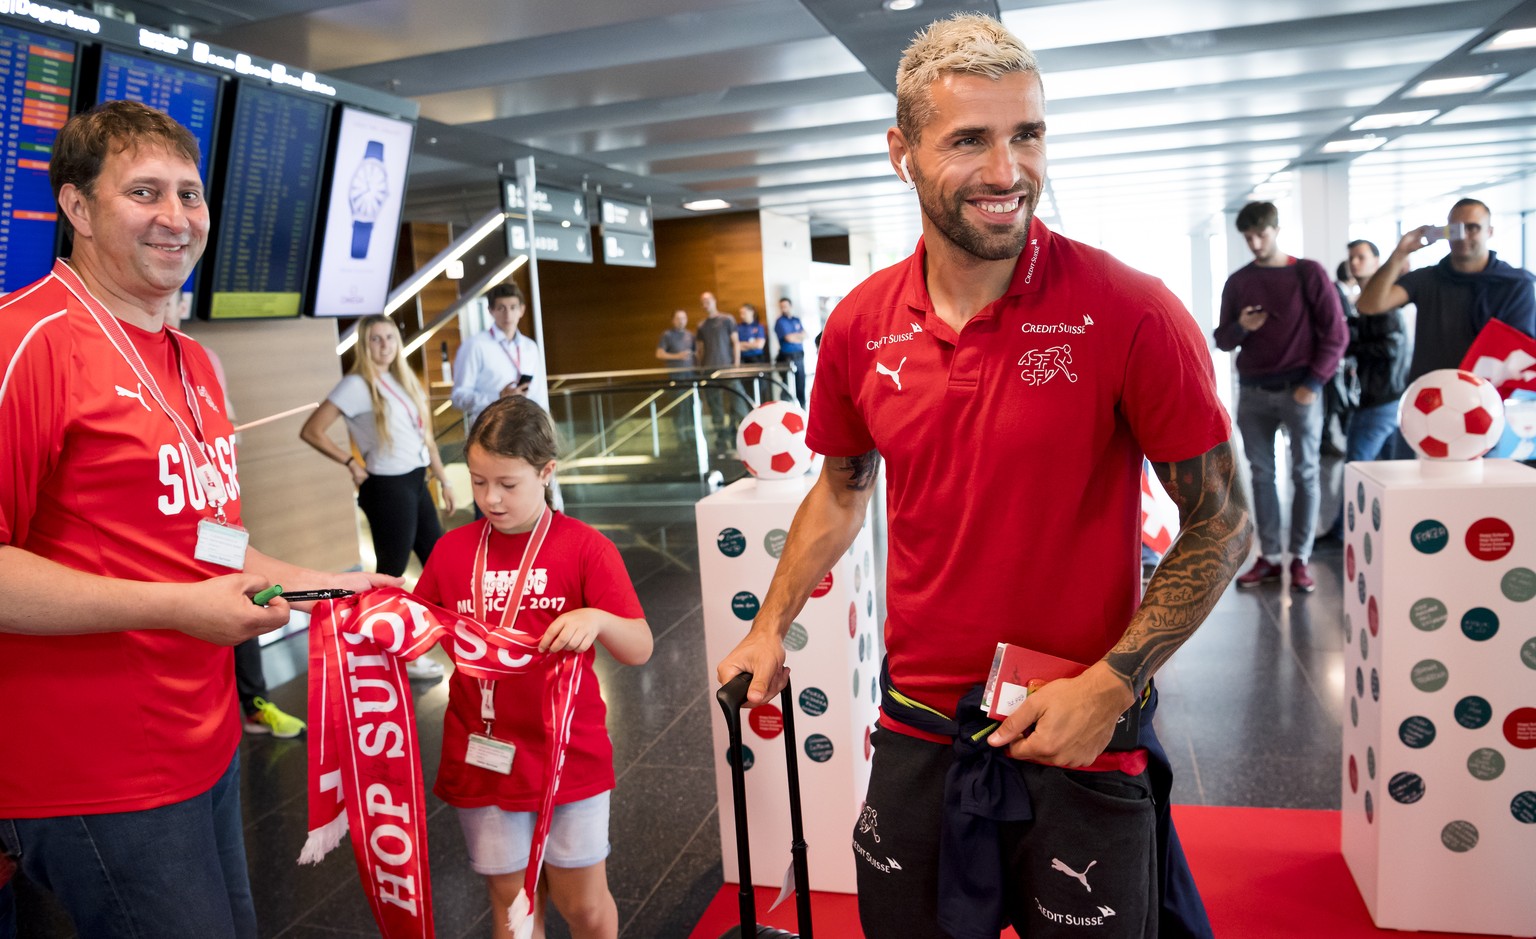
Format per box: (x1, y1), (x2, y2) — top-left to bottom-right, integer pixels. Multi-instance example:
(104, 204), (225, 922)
(301, 315), (453, 678)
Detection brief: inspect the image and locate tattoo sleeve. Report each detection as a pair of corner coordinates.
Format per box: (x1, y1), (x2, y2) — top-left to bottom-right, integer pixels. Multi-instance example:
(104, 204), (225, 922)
(837, 449), (882, 491)
(1103, 441), (1253, 695)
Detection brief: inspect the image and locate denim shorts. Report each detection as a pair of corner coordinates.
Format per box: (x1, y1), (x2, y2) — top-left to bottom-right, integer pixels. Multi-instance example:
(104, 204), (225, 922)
(455, 791), (611, 875)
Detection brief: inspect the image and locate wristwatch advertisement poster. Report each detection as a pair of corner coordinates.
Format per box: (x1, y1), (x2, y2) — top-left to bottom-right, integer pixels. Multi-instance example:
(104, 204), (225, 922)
(312, 106), (415, 317)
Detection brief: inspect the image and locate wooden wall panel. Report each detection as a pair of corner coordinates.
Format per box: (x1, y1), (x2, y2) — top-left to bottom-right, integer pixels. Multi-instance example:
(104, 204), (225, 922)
(179, 315), (362, 574)
(535, 212), (766, 374)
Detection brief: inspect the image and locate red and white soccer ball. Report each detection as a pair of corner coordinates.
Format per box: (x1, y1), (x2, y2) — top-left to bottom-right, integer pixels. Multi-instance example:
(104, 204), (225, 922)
(1397, 369), (1505, 460)
(736, 401), (813, 479)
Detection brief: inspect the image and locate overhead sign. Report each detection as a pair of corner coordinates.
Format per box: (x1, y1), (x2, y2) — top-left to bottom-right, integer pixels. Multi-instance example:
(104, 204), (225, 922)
(502, 178), (588, 226)
(599, 196), (652, 235)
(602, 230), (656, 268)
(508, 218), (593, 264)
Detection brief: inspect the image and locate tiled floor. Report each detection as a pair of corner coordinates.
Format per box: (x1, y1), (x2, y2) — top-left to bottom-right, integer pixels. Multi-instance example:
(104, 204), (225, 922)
(10, 494), (1351, 938)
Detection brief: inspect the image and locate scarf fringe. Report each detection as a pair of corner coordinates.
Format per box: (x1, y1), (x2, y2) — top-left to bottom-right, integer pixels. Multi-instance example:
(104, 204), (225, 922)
(508, 889), (533, 939)
(297, 813), (349, 866)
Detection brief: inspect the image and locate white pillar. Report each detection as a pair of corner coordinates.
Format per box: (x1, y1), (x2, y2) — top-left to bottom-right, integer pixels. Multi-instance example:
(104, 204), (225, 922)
(1298, 161), (1351, 269)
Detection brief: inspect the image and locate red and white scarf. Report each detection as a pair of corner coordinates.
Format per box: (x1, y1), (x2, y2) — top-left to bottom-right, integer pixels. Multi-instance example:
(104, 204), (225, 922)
(300, 581), (580, 939)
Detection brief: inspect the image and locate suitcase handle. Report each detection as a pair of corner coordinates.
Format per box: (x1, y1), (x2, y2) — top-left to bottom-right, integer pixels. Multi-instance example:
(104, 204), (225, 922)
(716, 672), (813, 939)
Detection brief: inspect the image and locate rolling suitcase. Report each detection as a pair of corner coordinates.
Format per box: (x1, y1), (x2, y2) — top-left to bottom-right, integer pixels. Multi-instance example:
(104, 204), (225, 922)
(716, 672), (814, 939)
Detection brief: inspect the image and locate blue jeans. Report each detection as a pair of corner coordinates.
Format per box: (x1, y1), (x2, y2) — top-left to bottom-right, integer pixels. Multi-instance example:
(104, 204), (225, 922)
(1346, 400), (1400, 462)
(0, 751), (254, 939)
(1237, 385), (1324, 562)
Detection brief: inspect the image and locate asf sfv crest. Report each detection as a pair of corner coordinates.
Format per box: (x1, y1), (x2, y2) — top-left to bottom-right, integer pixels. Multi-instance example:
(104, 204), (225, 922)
(1018, 344), (1078, 386)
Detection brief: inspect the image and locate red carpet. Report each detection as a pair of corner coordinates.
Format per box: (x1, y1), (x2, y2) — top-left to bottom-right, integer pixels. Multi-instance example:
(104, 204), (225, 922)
(689, 806), (1506, 938)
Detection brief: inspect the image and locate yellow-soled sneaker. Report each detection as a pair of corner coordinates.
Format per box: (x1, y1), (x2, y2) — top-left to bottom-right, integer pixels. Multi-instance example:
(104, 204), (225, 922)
(244, 697), (306, 738)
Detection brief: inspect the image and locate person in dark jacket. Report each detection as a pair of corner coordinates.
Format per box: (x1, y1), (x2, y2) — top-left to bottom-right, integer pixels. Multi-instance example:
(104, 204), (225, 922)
(1343, 240), (1410, 461)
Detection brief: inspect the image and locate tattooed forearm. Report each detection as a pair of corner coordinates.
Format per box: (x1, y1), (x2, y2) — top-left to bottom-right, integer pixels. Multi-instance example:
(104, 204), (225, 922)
(838, 449), (882, 491)
(1103, 441), (1253, 694)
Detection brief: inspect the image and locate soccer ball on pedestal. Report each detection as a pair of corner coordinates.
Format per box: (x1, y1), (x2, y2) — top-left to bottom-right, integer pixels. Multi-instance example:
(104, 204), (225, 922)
(736, 401), (813, 479)
(1397, 369), (1505, 460)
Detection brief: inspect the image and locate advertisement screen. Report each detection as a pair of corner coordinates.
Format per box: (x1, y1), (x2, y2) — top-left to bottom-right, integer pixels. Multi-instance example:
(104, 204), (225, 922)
(310, 106), (413, 318)
(0, 25), (75, 294)
(206, 83), (330, 319)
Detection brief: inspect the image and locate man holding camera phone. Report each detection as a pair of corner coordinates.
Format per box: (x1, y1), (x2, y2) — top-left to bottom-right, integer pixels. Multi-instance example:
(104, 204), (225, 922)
(1356, 198), (1536, 385)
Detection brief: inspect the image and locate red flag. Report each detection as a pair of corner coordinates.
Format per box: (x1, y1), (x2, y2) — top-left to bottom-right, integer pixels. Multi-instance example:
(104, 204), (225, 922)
(1461, 319), (1536, 396)
(1140, 465), (1175, 555)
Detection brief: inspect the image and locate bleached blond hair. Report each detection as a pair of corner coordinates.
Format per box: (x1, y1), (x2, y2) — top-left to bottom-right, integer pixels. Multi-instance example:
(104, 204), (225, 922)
(895, 14), (1039, 144)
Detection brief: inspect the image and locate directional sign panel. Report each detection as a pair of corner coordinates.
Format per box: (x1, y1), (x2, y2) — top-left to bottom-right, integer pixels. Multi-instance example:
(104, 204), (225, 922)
(502, 178), (588, 225)
(508, 218), (593, 263)
(599, 196), (652, 235)
(602, 230), (656, 268)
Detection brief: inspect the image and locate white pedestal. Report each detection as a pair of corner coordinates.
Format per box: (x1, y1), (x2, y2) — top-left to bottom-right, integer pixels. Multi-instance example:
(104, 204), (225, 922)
(1340, 459), (1536, 937)
(697, 476), (880, 895)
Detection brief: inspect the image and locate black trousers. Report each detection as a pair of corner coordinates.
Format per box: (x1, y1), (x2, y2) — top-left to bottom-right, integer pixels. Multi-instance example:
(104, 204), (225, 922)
(355, 466), (443, 577)
(777, 351), (806, 406)
(234, 639), (266, 714)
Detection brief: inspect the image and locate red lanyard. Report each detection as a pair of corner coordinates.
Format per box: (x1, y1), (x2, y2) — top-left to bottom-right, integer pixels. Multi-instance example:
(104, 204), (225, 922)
(377, 376), (424, 435)
(471, 506), (553, 727)
(495, 328), (523, 380)
(55, 262), (230, 520)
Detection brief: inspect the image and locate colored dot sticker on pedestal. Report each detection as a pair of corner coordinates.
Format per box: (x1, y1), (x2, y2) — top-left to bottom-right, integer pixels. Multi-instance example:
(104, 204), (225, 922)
(854, 565), (862, 594)
(1357, 481), (1366, 513)
(1357, 573), (1367, 605)
(1364, 790), (1374, 824)
(1348, 754), (1358, 793)
(1410, 598), (1448, 631)
(1464, 517), (1514, 561)
(1400, 715), (1436, 748)
(871, 676), (878, 704)
(1522, 637), (1536, 670)
(749, 704), (784, 739)
(1411, 519), (1449, 555)
(1503, 567), (1536, 602)
(1440, 821), (1478, 853)
(763, 529), (788, 559)
(784, 622), (808, 652)
(799, 687), (828, 717)
(1467, 748), (1505, 781)
(1359, 629), (1370, 660)
(858, 633), (866, 662)
(810, 571), (834, 598)
(852, 668), (860, 698)
(1363, 532), (1373, 565)
(1410, 659), (1448, 692)
(728, 744), (755, 771)
(1367, 746), (1376, 779)
(848, 602), (857, 638)
(1346, 544), (1356, 582)
(1348, 501), (1356, 533)
(866, 592), (873, 617)
(1370, 669), (1379, 702)
(1460, 607), (1499, 642)
(1511, 791), (1536, 824)
(1455, 696), (1492, 729)
(1504, 707), (1536, 749)
(1371, 497), (1381, 531)
(1368, 596), (1379, 636)
(717, 528), (747, 557)
(804, 734), (834, 763)
(1355, 667), (1364, 697)
(1350, 697), (1359, 727)
(1387, 772), (1424, 804)
(731, 591), (760, 621)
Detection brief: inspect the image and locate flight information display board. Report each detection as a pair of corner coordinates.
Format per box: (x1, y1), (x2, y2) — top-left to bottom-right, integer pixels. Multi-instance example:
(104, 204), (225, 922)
(0, 25), (75, 295)
(96, 48), (220, 179)
(206, 83), (330, 319)
(310, 105), (414, 318)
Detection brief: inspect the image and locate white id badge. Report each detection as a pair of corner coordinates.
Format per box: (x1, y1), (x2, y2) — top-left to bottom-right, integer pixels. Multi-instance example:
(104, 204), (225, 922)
(466, 734), (515, 775)
(194, 518), (249, 570)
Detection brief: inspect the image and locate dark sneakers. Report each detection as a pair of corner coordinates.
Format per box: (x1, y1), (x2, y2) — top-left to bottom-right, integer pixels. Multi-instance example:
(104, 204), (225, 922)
(1289, 558), (1316, 593)
(1235, 557), (1283, 588)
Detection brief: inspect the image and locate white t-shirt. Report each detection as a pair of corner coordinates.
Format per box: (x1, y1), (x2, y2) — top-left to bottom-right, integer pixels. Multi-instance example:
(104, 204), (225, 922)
(327, 373), (429, 476)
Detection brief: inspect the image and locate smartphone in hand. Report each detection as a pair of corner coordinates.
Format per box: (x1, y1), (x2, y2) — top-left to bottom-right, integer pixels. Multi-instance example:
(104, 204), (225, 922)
(1424, 222), (1467, 243)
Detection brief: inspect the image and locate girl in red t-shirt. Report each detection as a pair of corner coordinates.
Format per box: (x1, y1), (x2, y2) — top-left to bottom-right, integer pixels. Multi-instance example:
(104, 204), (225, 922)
(415, 396), (652, 939)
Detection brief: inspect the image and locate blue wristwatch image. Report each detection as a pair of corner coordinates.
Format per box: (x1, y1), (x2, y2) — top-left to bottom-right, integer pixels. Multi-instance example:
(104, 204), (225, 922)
(349, 140), (389, 259)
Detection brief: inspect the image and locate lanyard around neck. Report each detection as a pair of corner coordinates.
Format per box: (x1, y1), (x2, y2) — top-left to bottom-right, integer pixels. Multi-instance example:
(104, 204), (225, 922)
(471, 506), (553, 726)
(376, 375), (424, 435)
(495, 328), (523, 380)
(56, 262), (230, 520)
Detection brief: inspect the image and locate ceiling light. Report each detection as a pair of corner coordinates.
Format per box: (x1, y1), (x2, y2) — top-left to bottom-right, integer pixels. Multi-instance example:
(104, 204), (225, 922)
(1322, 136), (1388, 153)
(883, 0), (921, 9)
(683, 199), (732, 211)
(1350, 110), (1439, 131)
(1403, 74), (1503, 98)
(1476, 27), (1536, 52)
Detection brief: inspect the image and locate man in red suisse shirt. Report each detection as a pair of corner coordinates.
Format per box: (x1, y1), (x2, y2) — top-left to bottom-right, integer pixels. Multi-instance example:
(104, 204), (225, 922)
(0, 101), (394, 938)
(716, 15), (1251, 939)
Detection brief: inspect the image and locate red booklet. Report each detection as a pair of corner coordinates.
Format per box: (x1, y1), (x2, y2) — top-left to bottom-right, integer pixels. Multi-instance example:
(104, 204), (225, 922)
(982, 641), (1086, 721)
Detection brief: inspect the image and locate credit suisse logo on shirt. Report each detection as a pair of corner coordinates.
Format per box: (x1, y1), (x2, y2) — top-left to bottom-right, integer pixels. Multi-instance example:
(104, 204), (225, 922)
(466, 568), (569, 613)
(1017, 314), (1094, 387)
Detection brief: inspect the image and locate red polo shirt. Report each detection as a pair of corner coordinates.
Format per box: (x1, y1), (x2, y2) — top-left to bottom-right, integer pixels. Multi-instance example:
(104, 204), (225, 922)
(808, 221), (1229, 724)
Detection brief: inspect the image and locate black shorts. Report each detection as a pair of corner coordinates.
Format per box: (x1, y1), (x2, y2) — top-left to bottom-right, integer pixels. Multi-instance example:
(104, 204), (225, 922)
(854, 728), (1158, 939)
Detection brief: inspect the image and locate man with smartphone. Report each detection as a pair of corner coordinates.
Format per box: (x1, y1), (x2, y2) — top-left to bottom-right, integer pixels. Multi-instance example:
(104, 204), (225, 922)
(451, 281), (550, 430)
(1356, 198), (1536, 386)
(1214, 201), (1348, 593)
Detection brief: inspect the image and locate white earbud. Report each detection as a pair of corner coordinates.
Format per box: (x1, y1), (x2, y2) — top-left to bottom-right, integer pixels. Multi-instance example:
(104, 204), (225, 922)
(899, 155), (916, 191)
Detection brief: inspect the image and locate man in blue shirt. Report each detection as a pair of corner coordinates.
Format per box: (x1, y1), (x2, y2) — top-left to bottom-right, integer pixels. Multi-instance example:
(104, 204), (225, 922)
(774, 297), (807, 406)
(737, 303), (768, 408)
